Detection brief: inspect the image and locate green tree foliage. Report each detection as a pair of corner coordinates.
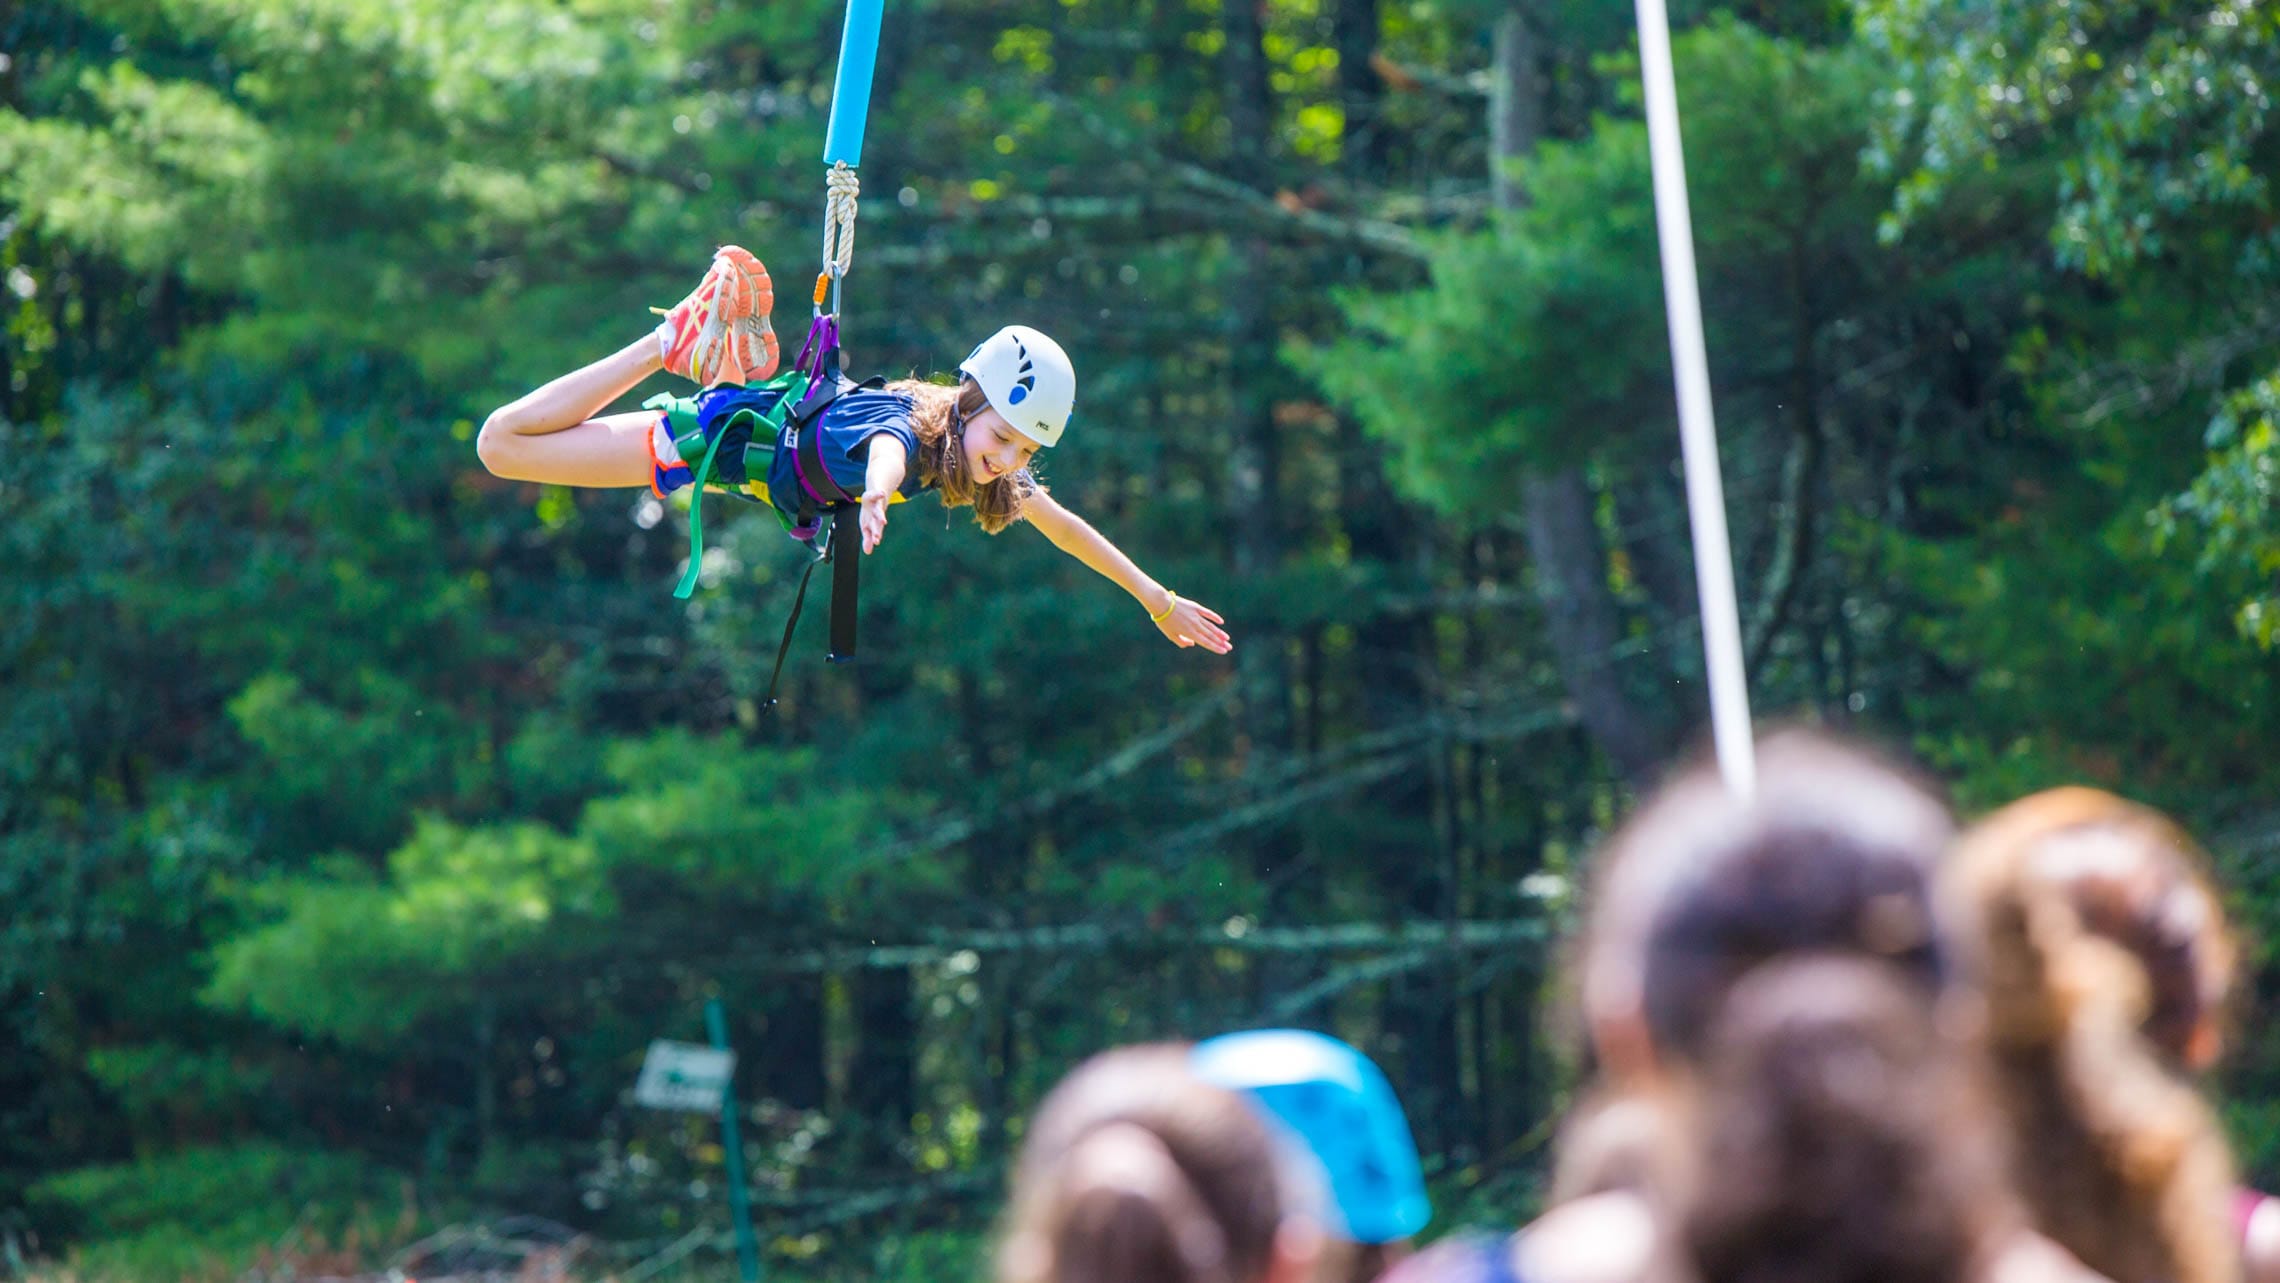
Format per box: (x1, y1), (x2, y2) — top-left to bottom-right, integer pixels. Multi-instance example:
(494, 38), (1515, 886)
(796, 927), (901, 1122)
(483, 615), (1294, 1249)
(28, 1141), (409, 1280)
(1853, 0), (2280, 1167)
(2161, 373), (2280, 647)
(1309, 131), (1664, 494)
(1862, 0), (2280, 655)
(1862, 0), (2278, 274)
(1315, 22), (1887, 510)
(208, 817), (612, 1045)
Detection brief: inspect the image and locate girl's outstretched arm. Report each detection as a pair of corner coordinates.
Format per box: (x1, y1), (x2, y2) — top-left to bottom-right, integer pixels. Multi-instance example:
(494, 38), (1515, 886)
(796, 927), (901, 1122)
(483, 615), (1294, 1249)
(859, 436), (908, 554)
(476, 337), (661, 488)
(1022, 491), (1232, 654)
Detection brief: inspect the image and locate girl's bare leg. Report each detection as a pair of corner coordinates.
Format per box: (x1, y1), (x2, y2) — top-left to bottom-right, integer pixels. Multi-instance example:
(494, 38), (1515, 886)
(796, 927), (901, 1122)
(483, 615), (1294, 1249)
(477, 337), (665, 488)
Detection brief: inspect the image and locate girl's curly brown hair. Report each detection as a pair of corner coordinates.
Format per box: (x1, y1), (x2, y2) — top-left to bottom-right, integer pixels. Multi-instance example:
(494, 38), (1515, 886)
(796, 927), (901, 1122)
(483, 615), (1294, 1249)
(888, 378), (1043, 534)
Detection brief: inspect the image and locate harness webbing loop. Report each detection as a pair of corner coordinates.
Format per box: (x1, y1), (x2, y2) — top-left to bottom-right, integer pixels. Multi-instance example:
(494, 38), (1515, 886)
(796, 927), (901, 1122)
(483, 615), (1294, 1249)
(670, 373), (809, 601)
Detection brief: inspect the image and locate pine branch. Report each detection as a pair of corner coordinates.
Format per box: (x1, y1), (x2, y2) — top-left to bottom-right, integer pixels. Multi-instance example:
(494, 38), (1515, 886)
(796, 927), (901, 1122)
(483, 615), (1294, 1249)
(1163, 161), (1431, 262)
(1032, 92), (1433, 262)
(854, 684), (1242, 871)
(1262, 946), (1436, 1020)
(2064, 304), (2280, 427)
(1370, 53), (1493, 99)
(849, 693), (1567, 898)
(731, 917), (1548, 974)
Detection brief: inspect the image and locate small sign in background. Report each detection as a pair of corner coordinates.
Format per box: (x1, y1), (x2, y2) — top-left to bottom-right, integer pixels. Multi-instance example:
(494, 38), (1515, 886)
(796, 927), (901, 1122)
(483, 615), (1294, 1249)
(633, 1040), (736, 1114)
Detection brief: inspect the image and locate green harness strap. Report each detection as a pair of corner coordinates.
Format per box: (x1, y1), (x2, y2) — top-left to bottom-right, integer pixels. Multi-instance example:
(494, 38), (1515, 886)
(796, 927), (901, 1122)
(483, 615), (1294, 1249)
(666, 373), (811, 600)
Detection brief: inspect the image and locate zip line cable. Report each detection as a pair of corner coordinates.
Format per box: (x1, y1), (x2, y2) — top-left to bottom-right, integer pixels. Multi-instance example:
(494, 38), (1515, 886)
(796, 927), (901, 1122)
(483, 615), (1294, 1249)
(1633, 0), (1758, 796)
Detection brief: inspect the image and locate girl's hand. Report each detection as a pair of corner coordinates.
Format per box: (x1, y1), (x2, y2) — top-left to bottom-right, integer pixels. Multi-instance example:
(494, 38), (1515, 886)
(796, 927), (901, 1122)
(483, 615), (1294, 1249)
(859, 489), (892, 553)
(858, 436), (908, 554)
(1153, 593), (1232, 654)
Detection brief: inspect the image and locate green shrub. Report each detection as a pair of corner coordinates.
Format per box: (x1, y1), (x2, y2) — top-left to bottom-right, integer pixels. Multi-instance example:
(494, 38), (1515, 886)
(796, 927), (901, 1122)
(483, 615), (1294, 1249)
(29, 1142), (414, 1282)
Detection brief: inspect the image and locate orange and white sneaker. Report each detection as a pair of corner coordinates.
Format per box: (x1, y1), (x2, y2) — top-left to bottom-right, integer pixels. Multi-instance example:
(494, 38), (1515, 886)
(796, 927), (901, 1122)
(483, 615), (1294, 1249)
(654, 245), (779, 388)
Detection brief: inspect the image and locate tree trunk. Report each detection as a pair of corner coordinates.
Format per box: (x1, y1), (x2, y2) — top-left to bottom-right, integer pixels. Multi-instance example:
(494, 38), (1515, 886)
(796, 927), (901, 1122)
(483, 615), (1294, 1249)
(1223, 0), (1295, 806)
(1522, 471), (1668, 783)
(850, 966), (917, 1169)
(1489, 7), (1543, 215)
(473, 997), (497, 1161)
(1495, 0), (1669, 786)
(1334, 0), (1387, 179)
(758, 980), (829, 1110)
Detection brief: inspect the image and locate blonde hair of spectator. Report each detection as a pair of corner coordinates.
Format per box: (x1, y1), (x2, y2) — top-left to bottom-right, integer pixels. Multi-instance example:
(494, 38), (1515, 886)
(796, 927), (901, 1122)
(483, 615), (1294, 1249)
(1946, 787), (2241, 1283)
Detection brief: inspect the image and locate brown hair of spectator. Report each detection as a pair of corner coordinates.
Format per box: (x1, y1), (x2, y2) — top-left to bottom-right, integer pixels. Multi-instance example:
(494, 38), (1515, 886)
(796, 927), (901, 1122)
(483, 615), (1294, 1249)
(1580, 727), (1958, 1072)
(998, 1044), (1328, 1283)
(1674, 955), (2014, 1283)
(1553, 730), (2035, 1283)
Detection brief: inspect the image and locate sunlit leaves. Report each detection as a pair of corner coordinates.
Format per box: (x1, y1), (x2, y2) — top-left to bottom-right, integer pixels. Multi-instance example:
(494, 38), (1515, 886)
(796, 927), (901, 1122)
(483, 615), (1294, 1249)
(1306, 127), (1662, 515)
(206, 817), (609, 1042)
(0, 63), (272, 286)
(2159, 369), (2280, 648)
(1862, 0), (2280, 274)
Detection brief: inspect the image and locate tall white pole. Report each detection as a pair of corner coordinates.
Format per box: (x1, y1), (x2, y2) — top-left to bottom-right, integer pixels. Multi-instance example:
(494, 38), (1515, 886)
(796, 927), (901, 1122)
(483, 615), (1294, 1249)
(1632, 0), (1757, 796)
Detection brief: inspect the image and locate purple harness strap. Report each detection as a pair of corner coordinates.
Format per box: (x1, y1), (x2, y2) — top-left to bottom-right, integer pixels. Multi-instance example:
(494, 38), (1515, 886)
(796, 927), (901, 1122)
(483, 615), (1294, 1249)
(786, 312), (857, 518)
(788, 439), (832, 523)
(794, 315), (839, 384)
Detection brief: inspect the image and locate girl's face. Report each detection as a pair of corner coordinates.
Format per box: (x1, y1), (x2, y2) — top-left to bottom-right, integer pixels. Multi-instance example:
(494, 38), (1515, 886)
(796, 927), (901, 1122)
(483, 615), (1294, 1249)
(961, 403), (1040, 485)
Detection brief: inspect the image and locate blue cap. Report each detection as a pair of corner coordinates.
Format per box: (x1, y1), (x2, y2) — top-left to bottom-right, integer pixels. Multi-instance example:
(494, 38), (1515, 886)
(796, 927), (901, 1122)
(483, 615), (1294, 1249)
(1191, 1029), (1432, 1244)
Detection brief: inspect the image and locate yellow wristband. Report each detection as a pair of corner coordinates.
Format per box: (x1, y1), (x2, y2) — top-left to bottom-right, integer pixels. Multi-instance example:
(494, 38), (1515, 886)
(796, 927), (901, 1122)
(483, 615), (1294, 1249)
(1151, 591), (1179, 624)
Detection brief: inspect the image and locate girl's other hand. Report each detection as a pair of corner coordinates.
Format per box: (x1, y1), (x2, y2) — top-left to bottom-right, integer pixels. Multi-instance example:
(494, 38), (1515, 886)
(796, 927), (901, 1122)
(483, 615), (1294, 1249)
(1156, 596), (1232, 654)
(860, 489), (892, 553)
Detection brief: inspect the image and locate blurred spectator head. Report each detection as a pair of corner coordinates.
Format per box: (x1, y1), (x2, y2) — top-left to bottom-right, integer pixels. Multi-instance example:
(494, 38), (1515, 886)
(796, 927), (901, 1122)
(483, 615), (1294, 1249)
(1579, 727), (1957, 1077)
(1948, 786), (2236, 1070)
(1532, 730), (2020, 1283)
(1946, 787), (2240, 1283)
(1670, 955), (2014, 1283)
(1000, 1043), (1341, 1283)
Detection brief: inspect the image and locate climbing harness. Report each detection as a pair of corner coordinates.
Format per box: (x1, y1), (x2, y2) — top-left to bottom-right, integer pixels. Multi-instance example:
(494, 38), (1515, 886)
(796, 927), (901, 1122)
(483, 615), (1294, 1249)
(655, 355), (880, 710)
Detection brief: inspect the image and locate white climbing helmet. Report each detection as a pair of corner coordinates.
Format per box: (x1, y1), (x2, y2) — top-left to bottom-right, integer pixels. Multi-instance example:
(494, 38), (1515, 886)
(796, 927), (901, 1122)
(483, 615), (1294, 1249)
(958, 325), (1076, 448)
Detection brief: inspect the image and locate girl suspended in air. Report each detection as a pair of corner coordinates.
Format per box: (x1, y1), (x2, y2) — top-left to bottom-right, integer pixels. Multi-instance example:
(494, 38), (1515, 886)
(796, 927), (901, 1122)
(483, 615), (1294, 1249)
(476, 245), (1232, 658)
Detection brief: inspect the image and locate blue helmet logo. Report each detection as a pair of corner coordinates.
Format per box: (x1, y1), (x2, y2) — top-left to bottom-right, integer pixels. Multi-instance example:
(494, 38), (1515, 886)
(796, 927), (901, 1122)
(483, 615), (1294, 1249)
(1012, 349), (1037, 403)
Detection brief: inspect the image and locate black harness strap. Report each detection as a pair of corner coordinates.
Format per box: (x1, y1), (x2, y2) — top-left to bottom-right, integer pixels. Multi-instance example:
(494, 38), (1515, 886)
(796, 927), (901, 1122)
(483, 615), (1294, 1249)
(764, 540), (829, 710)
(786, 374), (861, 667)
(765, 342), (895, 704)
(827, 507), (859, 662)
(759, 508), (862, 709)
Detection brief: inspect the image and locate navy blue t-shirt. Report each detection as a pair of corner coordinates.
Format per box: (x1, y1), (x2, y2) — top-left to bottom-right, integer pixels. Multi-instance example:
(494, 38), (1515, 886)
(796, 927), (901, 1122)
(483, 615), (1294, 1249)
(662, 383), (933, 539)
(762, 387), (928, 531)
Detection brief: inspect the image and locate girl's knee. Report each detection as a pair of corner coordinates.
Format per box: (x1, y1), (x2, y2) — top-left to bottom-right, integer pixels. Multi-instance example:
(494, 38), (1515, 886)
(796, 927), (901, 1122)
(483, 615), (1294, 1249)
(476, 410), (521, 477)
